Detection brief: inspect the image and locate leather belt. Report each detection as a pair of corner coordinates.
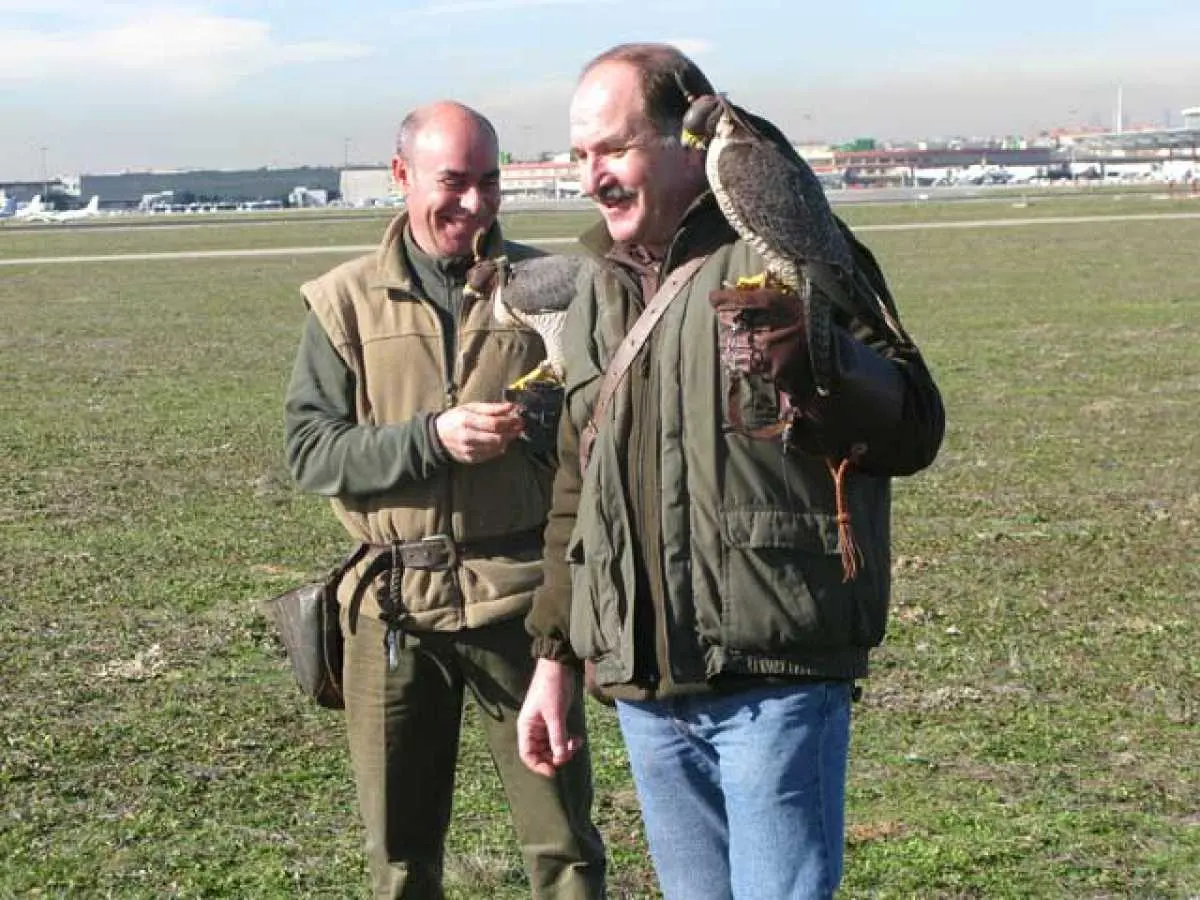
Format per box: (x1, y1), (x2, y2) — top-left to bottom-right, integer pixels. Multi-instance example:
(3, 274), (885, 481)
(361, 526), (544, 581)
(351, 526), (543, 670)
(393, 533), (460, 571)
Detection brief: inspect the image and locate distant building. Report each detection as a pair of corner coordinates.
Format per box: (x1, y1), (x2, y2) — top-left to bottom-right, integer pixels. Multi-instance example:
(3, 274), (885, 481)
(0, 179), (69, 204)
(500, 160), (580, 198)
(1067, 106), (1200, 162)
(339, 167), (397, 207)
(289, 186), (329, 208)
(337, 160), (585, 204)
(836, 146), (1067, 187)
(79, 167), (342, 207)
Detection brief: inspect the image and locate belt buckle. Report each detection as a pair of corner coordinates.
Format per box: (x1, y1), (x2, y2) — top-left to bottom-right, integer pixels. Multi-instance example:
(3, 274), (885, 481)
(421, 533), (457, 571)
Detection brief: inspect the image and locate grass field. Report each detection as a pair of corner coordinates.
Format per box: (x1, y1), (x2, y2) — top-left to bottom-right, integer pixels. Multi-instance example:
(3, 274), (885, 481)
(1, 198), (1197, 898)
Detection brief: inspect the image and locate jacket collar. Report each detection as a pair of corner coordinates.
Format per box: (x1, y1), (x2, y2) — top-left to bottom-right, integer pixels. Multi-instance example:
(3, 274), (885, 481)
(369, 212), (507, 295)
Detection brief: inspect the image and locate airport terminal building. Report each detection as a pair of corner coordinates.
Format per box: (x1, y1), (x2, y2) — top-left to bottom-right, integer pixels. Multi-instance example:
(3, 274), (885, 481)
(75, 166), (342, 210)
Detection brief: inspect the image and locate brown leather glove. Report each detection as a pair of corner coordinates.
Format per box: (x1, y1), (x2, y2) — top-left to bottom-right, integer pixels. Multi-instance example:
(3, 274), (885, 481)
(463, 257), (503, 300)
(709, 285), (816, 400)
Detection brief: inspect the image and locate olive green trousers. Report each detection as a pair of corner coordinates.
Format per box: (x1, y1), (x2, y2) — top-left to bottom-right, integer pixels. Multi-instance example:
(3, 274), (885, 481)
(342, 610), (606, 899)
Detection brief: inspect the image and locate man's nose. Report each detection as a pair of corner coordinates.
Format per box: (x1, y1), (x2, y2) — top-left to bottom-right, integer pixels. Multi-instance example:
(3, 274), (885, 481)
(460, 187), (482, 214)
(579, 157), (604, 198)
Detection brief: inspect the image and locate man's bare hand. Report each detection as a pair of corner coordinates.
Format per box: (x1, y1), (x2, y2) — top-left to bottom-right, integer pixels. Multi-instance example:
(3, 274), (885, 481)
(435, 401), (525, 464)
(517, 658), (583, 777)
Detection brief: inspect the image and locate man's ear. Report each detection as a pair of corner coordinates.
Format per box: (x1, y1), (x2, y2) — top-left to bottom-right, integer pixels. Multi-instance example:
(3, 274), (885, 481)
(391, 155), (409, 193)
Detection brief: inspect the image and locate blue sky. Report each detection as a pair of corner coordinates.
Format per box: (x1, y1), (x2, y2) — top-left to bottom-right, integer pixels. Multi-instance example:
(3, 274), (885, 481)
(3, 0), (1199, 179)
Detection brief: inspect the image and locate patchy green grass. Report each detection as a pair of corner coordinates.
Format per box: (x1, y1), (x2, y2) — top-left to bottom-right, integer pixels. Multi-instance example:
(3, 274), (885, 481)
(1, 208), (1197, 898)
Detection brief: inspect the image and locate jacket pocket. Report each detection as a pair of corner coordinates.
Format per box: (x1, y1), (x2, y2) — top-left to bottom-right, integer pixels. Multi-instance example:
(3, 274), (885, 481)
(566, 532), (621, 661)
(719, 507), (861, 654)
(566, 435), (636, 682)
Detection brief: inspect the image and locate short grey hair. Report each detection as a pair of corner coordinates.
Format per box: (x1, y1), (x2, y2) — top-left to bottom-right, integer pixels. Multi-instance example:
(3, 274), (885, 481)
(394, 102), (498, 161)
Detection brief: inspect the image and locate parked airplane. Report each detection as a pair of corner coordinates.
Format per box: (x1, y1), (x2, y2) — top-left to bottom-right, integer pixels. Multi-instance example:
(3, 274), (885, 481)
(48, 195), (102, 223)
(13, 194), (102, 223)
(10, 194), (48, 221)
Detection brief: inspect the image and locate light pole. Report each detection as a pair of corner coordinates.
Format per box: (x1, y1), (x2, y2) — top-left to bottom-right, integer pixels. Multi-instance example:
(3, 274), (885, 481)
(39, 145), (48, 194)
(343, 137), (351, 169)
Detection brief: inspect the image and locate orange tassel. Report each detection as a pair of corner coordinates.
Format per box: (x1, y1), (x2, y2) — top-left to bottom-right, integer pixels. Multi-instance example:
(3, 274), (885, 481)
(827, 447), (866, 582)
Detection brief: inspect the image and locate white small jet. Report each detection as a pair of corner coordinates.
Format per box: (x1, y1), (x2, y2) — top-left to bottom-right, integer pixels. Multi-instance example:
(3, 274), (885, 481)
(49, 195), (102, 222)
(17, 194), (102, 223)
(10, 194), (48, 220)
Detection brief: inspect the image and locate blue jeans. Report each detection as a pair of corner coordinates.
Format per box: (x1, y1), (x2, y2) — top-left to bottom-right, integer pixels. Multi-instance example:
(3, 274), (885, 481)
(615, 680), (852, 900)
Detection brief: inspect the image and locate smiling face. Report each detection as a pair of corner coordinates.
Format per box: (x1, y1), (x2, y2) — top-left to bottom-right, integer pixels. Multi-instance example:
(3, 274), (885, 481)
(569, 61), (706, 253)
(392, 104), (501, 259)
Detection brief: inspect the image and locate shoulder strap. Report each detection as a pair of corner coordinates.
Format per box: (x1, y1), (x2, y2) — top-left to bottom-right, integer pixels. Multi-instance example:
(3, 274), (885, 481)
(579, 253), (709, 474)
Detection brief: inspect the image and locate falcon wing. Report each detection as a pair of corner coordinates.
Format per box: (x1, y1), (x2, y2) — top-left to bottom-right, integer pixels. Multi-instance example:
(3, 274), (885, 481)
(714, 135), (853, 275)
(500, 255), (587, 315)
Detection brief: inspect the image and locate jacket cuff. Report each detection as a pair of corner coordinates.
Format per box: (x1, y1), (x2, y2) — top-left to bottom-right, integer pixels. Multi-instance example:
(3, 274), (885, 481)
(528, 635), (579, 664)
(424, 412), (452, 465)
(790, 327), (904, 455)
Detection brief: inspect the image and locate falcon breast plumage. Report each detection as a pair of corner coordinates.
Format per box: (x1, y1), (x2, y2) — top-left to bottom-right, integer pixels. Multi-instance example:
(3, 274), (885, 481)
(490, 253), (588, 387)
(681, 92), (851, 396)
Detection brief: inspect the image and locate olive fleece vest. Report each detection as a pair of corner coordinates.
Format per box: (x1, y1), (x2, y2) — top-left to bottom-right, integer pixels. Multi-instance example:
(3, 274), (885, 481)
(302, 215), (552, 630)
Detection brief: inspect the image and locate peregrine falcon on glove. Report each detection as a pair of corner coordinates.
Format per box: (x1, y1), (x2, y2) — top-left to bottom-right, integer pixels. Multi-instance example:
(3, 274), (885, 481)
(464, 250), (590, 454)
(680, 91), (851, 397)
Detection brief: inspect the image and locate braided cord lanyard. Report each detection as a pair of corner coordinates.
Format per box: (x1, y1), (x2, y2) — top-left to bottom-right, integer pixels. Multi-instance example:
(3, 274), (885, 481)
(381, 543), (406, 670)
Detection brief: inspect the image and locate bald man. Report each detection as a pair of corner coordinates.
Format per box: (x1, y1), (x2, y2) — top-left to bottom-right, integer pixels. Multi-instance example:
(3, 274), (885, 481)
(284, 102), (605, 899)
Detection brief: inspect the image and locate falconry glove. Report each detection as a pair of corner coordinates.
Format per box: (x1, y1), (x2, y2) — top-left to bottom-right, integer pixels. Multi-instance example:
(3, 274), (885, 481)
(708, 282), (818, 404)
(466, 242), (589, 458)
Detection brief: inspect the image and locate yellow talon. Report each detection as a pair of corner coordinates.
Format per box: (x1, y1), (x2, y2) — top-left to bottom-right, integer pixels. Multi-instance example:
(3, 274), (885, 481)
(735, 273), (768, 289)
(508, 361), (561, 391)
(734, 272), (794, 293)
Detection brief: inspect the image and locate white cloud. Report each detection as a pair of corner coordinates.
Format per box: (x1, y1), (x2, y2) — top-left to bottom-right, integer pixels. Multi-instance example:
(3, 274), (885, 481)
(411, 0), (614, 16)
(0, 0), (93, 10)
(0, 10), (371, 92)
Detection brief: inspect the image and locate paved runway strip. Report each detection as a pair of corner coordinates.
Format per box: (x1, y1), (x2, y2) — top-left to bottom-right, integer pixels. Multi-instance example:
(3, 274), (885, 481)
(3, 212), (1199, 267)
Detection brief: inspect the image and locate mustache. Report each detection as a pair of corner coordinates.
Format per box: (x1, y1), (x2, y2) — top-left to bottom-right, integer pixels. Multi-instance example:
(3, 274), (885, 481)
(586, 184), (637, 204)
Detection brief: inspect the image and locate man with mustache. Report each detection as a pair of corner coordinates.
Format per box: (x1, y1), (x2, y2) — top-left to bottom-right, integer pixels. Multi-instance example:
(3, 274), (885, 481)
(517, 44), (944, 899)
(284, 101), (605, 899)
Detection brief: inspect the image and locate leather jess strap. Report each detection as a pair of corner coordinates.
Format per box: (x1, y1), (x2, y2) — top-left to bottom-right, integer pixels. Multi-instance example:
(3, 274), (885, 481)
(579, 253), (710, 474)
